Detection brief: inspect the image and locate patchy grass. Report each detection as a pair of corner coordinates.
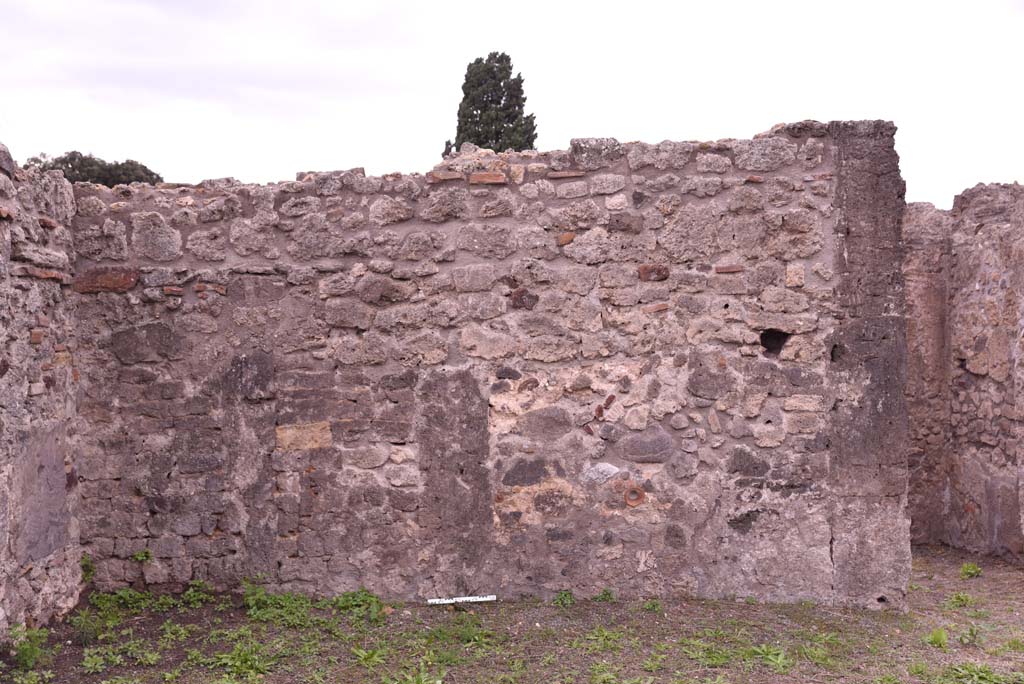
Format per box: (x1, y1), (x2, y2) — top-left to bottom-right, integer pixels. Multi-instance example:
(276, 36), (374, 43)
(1, 547), (1022, 683)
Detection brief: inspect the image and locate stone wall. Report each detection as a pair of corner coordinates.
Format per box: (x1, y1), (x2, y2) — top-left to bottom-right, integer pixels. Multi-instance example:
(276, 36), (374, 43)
(905, 185), (1024, 561)
(902, 203), (952, 544)
(64, 120), (910, 609)
(0, 146), (82, 631)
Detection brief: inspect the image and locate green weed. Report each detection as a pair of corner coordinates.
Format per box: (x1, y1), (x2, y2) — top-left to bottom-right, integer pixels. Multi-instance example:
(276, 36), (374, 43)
(80, 554), (96, 583)
(351, 645), (386, 669)
(641, 653), (665, 672)
(552, 590), (576, 609)
(924, 627), (949, 650)
(575, 626), (624, 653)
(130, 549), (153, 563)
(959, 563), (982, 579)
(383, 661), (446, 684)
(944, 592), (976, 609)
(9, 624), (54, 671)
(242, 581), (314, 628)
(679, 638), (733, 668)
(747, 644), (794, 674)
(958, 624), (982, 647)
(942, 662), (1009, 683)
(181, 580), (215, 609)
(321, 587), (387, 625)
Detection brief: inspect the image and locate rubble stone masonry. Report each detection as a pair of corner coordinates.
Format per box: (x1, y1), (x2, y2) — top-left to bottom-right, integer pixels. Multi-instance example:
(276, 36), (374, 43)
(0, 154), (82, 632)
(1, 121), (924, 630)
(905, 185), (1024, 559)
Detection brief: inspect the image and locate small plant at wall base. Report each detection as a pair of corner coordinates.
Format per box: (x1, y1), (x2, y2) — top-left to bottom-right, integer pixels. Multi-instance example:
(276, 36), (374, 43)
(445, 51), (537, 156)
(7, 624), (56, 671)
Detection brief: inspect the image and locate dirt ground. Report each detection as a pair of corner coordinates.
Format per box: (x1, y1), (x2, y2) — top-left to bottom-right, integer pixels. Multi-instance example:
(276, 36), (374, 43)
(1, 545), (1021, 684)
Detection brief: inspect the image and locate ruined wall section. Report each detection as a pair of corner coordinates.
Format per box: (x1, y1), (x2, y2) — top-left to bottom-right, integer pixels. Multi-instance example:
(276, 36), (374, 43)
(902, 203), (953, 544)
(68, 121), (909, 607)
(827, 122), (910, 605)
(945, 184), (1024, 558)
(0, 147), (82, 631)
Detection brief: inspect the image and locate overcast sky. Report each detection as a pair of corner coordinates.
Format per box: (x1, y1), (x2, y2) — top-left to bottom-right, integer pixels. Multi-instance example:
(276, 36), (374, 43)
(1, 0), (1021, 208)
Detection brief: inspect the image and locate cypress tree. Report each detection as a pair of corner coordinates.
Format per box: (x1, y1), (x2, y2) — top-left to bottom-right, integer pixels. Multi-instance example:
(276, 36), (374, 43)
(449, 52), (537, 154)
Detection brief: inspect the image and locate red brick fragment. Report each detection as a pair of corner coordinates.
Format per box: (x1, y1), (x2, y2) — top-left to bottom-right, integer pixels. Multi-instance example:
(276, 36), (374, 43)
(547, 170), (586, 178)
(468, 171), (507, 185)
(29, 328), (46, 345)
(72, 267), (139, 293)
(714, 264), (744, 274)
(745, 175), (765, 184)
(162, 286), (184, 296)
(426, 170), (464, 183)
(642, 302), (670, 314)
(37, 216), (60, 229)
(638, 264), (670, 282)
(556, 232), (576, 246)
(11, 265), (71, 283)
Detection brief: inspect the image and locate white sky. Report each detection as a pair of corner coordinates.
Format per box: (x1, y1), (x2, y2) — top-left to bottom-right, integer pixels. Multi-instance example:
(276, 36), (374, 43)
(1, 0), (1021, 208)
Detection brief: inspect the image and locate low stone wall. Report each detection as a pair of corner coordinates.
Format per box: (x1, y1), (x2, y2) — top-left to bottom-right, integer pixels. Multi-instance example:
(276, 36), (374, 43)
(65, 121), (910, 608)
(0, 148), (82, 631)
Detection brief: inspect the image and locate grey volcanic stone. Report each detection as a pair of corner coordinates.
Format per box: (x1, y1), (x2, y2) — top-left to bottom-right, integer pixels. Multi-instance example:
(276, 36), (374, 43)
(131, 212), (182, 261)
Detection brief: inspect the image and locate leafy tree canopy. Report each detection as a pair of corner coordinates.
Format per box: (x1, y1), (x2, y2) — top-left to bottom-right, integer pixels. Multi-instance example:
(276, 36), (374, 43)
(447, 52), (537, 155)
(26, 151), (163, 186)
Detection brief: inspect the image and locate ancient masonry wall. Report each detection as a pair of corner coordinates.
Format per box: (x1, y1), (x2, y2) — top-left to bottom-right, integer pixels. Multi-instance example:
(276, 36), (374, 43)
(905, 185), (1024, 559)
(64, 120), (910, 609)
(0, 149), (83, 632)
(0, 121), (914, 630)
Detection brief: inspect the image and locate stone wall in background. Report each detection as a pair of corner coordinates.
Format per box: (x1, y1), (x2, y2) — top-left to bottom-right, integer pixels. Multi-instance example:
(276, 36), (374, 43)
(902, 203), (952, 544)
(905, 185), (1024, 561)
(946, 186), (1023, 557)
(0, 146), (83, 632)
(66, 120), (910, 609)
